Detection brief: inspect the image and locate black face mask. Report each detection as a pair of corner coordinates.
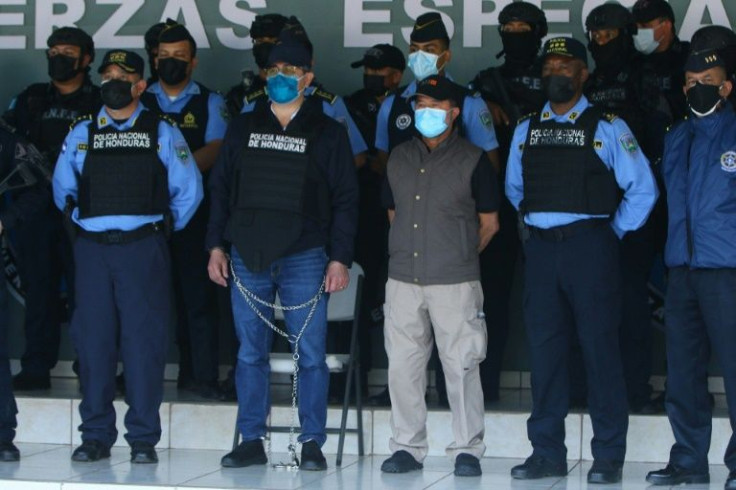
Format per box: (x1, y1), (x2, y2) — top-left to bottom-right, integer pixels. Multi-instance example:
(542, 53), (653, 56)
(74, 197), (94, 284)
(48, 54), (79, 82)
(687, 83), (722, 116)
(363, 74), (387, 96)
(589, 36), (627, 74)
(252, 42), (274, 70)
(157, 58), (189, 85)
(500, 31), (540, 63)
(101, 80), (134, 110)
(542, 75), (577, 103)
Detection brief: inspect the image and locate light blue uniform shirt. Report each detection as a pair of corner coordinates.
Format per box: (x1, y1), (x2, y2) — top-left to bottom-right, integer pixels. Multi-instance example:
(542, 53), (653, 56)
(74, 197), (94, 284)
(505, 96), (658, 238)
(241, 85), (368, 156)
(375, 76), (499, 153)
(52, 104), (203, 232)
(145, 80), (228, 142)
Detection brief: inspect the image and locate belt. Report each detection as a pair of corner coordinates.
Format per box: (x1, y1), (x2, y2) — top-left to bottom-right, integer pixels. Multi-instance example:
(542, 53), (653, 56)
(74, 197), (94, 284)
(528, 219), (608, 242)
(77, 221), (165, 245)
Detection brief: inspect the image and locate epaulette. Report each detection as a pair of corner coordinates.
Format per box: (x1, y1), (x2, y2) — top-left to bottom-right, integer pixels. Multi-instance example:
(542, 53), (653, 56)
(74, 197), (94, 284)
(602, 112), (618, 123)
(312, 88), (338, 105)
(666, 115), (688, 133)
(245, 89), (267, 103)
(517, 112), (538, 125)
(157, 113), (178, 127)
(69, 114), (93, 130)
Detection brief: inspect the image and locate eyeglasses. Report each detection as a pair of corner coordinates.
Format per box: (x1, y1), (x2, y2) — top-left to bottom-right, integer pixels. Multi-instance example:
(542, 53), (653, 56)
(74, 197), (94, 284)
(265, 65), (307, 77)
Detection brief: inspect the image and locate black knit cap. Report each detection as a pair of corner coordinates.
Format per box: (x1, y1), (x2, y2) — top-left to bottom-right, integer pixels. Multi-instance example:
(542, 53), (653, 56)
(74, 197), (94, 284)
(250, 14), (288, 39)
(542, 37), (588, 67)
(350, 44), (406, 71)
(410, 12), (450, 45)
(684, 49), (726, 73)
(632, 0), (675, 24)
(47, 27), (95, 62)
(158, 18), (197, 55)
(97, 50), (144, 76)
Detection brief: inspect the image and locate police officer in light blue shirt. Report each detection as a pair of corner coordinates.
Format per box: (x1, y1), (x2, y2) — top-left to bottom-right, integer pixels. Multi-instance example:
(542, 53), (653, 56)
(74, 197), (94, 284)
(506, 37), (657, 485)
(52, 49), (202, 465)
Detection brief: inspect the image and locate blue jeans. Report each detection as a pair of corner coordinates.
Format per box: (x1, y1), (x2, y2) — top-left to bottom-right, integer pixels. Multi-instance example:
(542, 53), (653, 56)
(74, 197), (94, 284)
(230, 247), (329, 446)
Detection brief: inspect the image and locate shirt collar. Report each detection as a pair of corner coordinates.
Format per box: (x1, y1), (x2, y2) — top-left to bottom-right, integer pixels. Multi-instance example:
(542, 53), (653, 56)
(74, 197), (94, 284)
(539, 95), (590, 123)
(96, 103), (145, 130)
(147, 79), (199, 100)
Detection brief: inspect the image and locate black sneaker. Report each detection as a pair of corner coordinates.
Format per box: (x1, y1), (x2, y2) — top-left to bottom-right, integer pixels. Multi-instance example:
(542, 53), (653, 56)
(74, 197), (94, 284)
(510, 454), (567, 480)
(221, 440), (267, 468)
(130, 441), (158, 464)
(454, 453), (481, 477)
(0, 442), (19, 462)
(381, 450), (423, 473)
(71, 440), (111, 462)
(12, 371), (50, 391)
(300, 440), (327, 471)
(645, 463), (709, 485)
(587, 459), (622, 484)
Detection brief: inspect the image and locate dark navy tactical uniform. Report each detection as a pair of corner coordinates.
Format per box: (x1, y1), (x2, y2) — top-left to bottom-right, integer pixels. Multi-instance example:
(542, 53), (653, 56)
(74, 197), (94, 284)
(4, 78), (100, 384)
(506, 96), (658, 465)
(224, 74), (264, 119)
(0, 126), (50, 449)
(141, 80), (228, 393)
(52, 104), (202, 450)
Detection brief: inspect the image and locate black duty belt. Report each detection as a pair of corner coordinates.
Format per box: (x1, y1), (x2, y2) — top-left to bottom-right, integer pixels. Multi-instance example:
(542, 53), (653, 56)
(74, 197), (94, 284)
(77, 221), (165, 245)
(529, 218), (608, 242)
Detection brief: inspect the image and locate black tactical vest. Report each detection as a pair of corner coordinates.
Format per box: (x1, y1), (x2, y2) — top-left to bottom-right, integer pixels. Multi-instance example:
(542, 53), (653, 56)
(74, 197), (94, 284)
(228, 98), (331, 272)
(77, 110), (169, 219)
(521, 107), (619, 215)
(140, 82), (210, 153)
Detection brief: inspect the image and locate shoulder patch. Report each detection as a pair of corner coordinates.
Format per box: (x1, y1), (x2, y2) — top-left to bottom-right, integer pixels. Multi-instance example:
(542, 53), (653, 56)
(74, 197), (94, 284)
(245, 89), (267, 103)
(157, 114), (178, 127)
(69, 114), (93, 130)
(313, 88), (338, 105)
(619, 133), (639, 154)
(517, 112), (538, 125)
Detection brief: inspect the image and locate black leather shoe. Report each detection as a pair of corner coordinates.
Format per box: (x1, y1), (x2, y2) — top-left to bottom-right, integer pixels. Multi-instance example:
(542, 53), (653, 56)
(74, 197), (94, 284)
(300, 440), (327, 471)
(725, 469), (736, 490)
(0, 442), (19, 462)
(645, 464), (709, 485)
(454, 453), (481, 477)
(511, 455), (567, 480)
(130, 441), (158, 464)
(221, 440), (267, 468)
(72, 440), (111, 462)
(381, 450), (423, 473)
(587, 459), (623, 484)
(12, 371), (50, 391)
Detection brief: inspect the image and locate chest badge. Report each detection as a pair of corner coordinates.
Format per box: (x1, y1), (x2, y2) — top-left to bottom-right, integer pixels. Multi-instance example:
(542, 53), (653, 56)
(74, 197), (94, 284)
(721, 151), (736, 173)
(396, 113), (412, 130)
(181, 111), (198, 129)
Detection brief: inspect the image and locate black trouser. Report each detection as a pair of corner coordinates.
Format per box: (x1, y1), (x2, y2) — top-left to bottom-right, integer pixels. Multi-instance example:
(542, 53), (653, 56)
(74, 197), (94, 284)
(171, 201), (219, 384)
(16, 207), (73, 376)
(0, 268), (17, 443)
(524, 223), (628, 463)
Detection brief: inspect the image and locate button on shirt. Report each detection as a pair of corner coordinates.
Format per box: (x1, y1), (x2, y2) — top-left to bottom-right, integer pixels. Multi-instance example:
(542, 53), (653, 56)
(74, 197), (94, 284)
(505, 96), (658, 238)
(145, 80), (228, 143)
(52, 104), (203, 232)
(375, 76), (500, 153)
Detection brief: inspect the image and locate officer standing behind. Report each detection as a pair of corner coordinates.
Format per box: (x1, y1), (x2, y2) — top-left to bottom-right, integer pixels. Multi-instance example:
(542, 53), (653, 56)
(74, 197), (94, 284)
(0, 125), (52, 462)
(207, 30), (358, 471)
(468, 1), (547, 403)
(141, 19), (228, 399)
(143, 22), (165, 84)
(506, 37), (658, 484)
(380, 75), (499, 477)
(52, 50), (202, 464)
(645, 50), (736, 489)
(4, 27), (100, 391)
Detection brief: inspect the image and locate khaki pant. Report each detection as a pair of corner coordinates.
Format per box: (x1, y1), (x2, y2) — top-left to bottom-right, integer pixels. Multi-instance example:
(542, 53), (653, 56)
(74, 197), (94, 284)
(384, 278), (487, 462)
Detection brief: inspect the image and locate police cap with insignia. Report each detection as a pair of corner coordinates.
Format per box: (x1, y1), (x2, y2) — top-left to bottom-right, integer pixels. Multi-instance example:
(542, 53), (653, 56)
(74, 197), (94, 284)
(684, 49), (725, 73)
(47, 27), (95, 62)
(350, 44), (406, 71)
(542, 37), (588, 67)
(410, 12), (450, 46)
(250, 13), (289, 39)
(97, 50), (145, 76)
(691, 25), (736, 76)
(410, 75), (463, 108)
(632, 0), (675, 24)
(266, 26), (312, 68)
(158, 18), (197, 56)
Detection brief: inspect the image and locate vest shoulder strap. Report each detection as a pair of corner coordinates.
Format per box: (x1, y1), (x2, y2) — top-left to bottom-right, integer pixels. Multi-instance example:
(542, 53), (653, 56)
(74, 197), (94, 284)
(312, 88), (337, 105)
(70, 114), (93, 131)
(245, 88), (267, 104)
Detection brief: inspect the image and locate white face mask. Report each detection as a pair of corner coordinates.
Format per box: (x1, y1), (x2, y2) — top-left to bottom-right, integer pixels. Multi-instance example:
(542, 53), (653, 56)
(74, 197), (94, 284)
(634, 28), (659, 55)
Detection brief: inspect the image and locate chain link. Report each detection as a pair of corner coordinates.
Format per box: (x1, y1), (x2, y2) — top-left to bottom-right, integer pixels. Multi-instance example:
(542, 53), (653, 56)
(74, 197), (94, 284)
(230, 259), (326, 470)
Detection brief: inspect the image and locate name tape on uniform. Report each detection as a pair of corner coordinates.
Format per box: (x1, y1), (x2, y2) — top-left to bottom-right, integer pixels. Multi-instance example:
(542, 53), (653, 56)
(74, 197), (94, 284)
(529, 128), (586, 147)
(247, 133), (307, 153)
(92, 132), (151, 149)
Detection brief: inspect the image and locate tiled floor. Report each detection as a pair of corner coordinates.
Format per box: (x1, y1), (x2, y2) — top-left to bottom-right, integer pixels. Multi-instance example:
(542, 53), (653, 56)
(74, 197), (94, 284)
(0, 444), (732, 489)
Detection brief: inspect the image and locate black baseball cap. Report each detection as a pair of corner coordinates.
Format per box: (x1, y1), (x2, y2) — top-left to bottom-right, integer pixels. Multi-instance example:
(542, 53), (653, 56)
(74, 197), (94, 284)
(410, 12), (450, 45)
(267, 28), (312, 68)
(350, 44), (406, 71)
(97, 50), (145, 76)
(684, 49), (726, 73)
(47, 27), (95, 62)
(632, 0), (675, 24)
(410, 75), (463, 106)
(542, 37), (588, 66)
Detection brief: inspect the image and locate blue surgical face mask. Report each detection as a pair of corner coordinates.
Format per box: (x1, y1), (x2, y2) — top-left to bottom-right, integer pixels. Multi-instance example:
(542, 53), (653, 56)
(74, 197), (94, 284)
(633, 28), (659, 55)
(266, 72), (304, 105)
(414, 107), (449, 138)
(408, 50), (445, 81)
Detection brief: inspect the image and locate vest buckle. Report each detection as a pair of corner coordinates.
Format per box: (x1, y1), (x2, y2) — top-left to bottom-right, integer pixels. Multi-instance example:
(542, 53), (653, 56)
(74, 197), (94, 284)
(104, 230), (123, 244)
